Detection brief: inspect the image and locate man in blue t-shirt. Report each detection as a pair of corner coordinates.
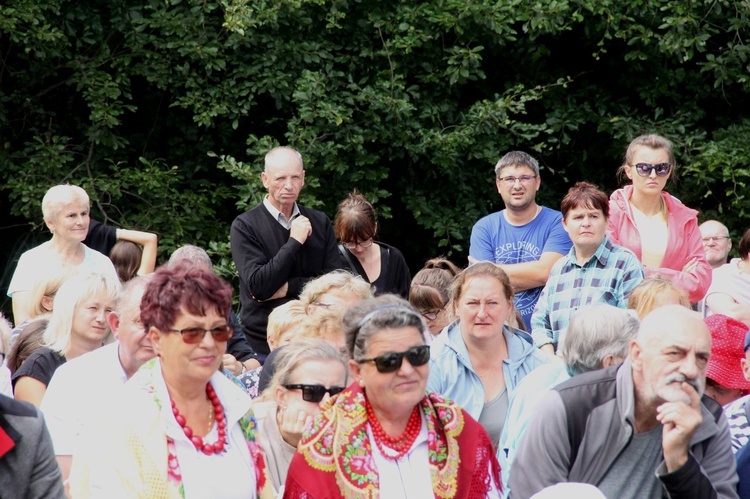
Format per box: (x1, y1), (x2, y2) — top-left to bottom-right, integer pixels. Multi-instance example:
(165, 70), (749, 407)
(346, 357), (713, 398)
(469, 151), (572, 330)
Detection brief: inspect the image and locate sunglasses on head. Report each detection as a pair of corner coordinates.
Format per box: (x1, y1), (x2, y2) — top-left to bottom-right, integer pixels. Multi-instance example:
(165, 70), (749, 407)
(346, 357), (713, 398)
(283, 384), (345, 403)
(633, 162), (671, 177)
(167, 325), (233, 344)
(357, 345), (430, 373)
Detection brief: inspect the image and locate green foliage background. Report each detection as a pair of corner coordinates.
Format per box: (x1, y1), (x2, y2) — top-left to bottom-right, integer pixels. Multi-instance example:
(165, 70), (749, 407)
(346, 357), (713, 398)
(2, 0), (750, 310)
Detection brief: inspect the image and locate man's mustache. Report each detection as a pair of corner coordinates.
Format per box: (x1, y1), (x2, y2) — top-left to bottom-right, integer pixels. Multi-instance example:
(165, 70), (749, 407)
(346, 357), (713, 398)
(664, 373), (703, 393)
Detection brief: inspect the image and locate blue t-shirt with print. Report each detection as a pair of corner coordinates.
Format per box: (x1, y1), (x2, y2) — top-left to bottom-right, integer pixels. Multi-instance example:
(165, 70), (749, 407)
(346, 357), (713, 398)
(469, 206), (572, 330)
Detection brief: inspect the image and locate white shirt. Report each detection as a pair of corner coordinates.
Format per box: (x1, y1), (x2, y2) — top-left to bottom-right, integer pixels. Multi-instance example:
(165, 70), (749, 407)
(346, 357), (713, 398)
(7, 241), (118, 296)
(41, 342), (128, 455)
(369, 413), (501, 498)
(153, 363), (256, 499)
(263, 196), (300, 230)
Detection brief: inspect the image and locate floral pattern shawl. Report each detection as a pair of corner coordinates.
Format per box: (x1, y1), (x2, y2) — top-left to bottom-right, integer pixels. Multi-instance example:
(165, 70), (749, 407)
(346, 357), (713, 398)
(284, 383), (501, 498)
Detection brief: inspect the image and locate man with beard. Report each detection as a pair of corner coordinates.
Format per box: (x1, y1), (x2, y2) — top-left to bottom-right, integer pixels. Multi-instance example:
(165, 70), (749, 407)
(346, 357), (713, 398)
(469, 151), (572, 330)
(510, 305), (738, 498)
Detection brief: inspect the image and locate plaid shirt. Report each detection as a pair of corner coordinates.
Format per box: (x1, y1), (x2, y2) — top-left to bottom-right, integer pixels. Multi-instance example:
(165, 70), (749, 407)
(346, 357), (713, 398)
(531, 237), (645, 348)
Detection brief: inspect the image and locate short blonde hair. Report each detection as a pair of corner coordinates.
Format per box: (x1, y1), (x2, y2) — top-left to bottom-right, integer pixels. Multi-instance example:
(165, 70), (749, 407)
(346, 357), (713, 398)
(298, 270), (373, 308)
(296, 308), (346, 345)
(267, 300), (307, 346)
(41, 185), (89, 224)
(627, 275), (690, 320)
(44, 272), (120, 354)
(29, 267), (77, 318)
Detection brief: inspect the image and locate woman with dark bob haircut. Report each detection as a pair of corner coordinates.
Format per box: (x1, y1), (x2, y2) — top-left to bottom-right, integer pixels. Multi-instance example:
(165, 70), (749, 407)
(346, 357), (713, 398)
(334, 191), (411, 297)
(70, 262), (274, 498)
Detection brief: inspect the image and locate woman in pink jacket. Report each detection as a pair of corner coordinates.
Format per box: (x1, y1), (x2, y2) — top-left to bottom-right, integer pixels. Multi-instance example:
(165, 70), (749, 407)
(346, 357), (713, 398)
(607, 134), (711, 303)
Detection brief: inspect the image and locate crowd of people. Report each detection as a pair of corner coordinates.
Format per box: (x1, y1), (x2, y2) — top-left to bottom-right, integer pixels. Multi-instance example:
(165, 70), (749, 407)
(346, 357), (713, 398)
(1, 134), (750, 498)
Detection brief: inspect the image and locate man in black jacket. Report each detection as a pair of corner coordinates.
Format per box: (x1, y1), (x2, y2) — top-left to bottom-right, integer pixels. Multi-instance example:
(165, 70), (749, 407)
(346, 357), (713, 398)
(230, 146), (341, 358)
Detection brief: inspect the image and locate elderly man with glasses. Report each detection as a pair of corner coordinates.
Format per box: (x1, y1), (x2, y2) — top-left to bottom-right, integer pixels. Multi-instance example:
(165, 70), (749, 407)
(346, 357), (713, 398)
(700, 220), (733, 270)
(469, 151), (572, 330)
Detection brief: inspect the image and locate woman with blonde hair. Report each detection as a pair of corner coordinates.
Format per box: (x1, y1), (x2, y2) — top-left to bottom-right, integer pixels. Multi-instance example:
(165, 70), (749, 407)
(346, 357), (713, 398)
(252, 338), (348, 495)
(298, 270), (373, 315)
(12, 272), (119, 406)
(627, 274), (690, 319)
(8, 185), (118, 325)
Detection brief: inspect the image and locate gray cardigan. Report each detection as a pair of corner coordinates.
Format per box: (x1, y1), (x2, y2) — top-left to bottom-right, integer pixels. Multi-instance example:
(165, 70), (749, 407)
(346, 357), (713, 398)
(0, 394), (65, 499)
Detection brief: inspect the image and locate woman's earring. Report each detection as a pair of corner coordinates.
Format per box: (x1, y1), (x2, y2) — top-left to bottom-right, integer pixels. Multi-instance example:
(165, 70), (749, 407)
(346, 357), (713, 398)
(358, 379), (365, 387)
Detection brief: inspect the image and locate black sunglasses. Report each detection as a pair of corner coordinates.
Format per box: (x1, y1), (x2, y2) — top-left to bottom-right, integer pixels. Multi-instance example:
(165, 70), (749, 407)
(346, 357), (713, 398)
(167, 325), (233, 344)
(283, 384), (345, 403)
(634, 162), (671, 177)
(357, 345), (430, 373)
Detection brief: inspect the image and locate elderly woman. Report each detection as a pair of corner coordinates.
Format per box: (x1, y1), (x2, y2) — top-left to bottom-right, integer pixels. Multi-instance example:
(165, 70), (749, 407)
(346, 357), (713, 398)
(608, 134), (711, 303)
(299, 269), (374, 316)
(409, 258), (460, 336)
(334, 192), (411, 297)
(69, 262), (273, 498)
(285, 295), (501, 497)
(252, 338), (348, 495)
(12, 272), (118, 406)
(8, 185), (118, 325)
(427, 262), (548, 449)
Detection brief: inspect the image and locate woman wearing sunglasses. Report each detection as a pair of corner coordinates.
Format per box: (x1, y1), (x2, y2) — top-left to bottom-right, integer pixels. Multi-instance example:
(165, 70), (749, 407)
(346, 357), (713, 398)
(69, 262), (274, 498)
(252, 338), (347, 495)
(426, 262), (548, 450)
(285, 295), (501, 497)
(608, 134), (711, 303)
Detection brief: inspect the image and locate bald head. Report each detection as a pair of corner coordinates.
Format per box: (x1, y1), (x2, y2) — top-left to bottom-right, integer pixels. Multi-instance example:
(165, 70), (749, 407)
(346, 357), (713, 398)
(700, 220), (731, 269)
(264, 146), (303, 173)
(631, 305), (711, 407)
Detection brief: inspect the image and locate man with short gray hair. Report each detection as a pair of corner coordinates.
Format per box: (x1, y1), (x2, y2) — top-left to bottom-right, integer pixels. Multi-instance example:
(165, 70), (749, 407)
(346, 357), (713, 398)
(230, 147), (342, 359)
(700, 220), (732, 270)
(510, 305), (738, 498)
(469, 151), (572, 329)
(499, 305), (638, 492)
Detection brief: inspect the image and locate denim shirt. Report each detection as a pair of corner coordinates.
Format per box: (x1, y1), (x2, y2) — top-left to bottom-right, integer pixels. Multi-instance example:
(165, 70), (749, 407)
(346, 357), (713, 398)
(426, 321), (549, 420)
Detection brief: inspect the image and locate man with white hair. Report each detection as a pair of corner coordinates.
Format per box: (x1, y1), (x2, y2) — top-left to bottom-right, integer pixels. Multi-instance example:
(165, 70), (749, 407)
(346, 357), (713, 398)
(700, 220), (732, 270)
(230, 146), (341, 359)
(500, 304), (638, 493)
(510, 305), (738, 498)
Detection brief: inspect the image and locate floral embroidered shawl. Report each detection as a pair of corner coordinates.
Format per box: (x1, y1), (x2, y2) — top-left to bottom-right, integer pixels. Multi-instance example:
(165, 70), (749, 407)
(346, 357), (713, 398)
(284, 383), (501, 498)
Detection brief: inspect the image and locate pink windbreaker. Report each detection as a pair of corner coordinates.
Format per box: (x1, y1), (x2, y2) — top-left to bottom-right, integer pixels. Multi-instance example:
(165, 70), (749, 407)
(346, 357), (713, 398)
(607, 185), (711, 303)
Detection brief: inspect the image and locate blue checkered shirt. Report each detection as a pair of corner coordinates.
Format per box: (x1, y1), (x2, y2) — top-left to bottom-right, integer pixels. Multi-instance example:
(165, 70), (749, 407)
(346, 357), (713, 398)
(531, 237), (645, 348)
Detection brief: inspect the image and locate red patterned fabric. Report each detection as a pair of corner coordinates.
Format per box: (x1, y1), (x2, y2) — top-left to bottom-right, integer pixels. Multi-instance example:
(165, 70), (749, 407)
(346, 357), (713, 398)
(705, 314), (750, 390)
(283, 383), (501, 498)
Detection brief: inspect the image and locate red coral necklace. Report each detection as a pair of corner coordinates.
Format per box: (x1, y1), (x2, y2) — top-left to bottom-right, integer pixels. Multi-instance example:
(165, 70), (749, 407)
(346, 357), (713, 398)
(365, 397), (421, 461)
(171, 383), (227, 455)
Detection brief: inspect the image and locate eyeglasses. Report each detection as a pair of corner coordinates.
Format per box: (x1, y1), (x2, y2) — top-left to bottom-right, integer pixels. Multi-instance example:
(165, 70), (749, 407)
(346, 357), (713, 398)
(167, 325), (233, 344)
(420, 309), (442, 321)
(357, 345), (430, 373)
(283, 384), (345, 403)
(343, 239), (374, 250)
(702, 236), (730, 244)
(498, 175), (537, 186)
(633, 162), (671, 177)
